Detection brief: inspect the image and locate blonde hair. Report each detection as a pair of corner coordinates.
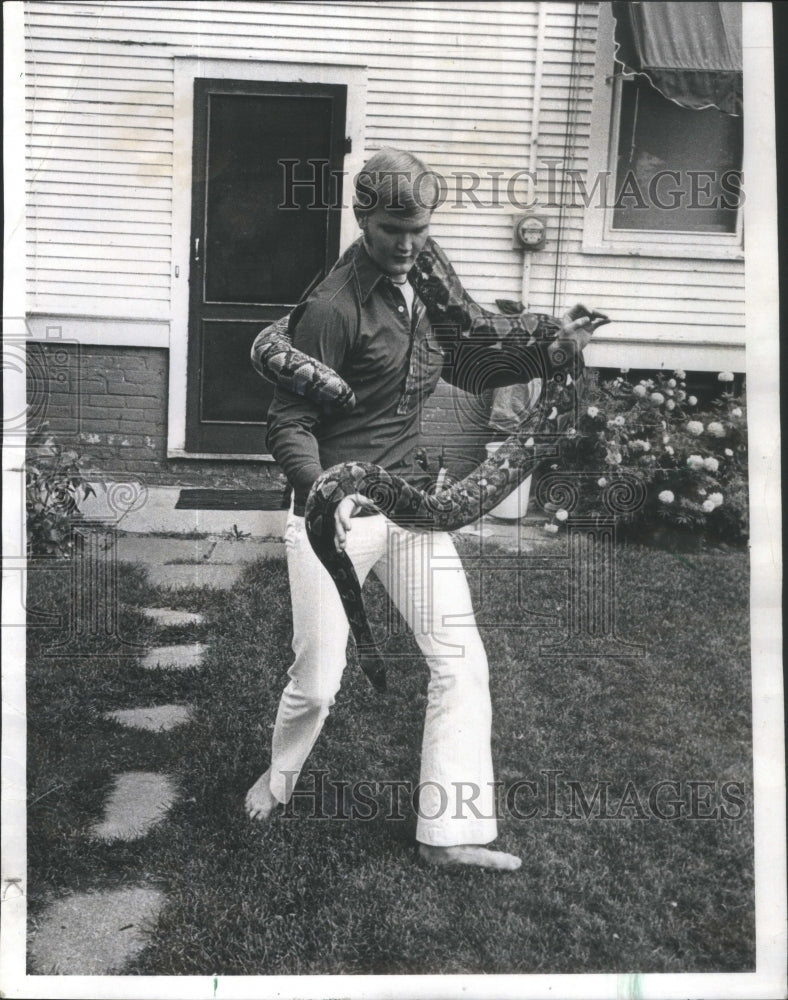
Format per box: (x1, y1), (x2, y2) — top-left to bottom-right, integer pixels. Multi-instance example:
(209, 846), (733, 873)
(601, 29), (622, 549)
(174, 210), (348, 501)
(354, 148), (441, 217)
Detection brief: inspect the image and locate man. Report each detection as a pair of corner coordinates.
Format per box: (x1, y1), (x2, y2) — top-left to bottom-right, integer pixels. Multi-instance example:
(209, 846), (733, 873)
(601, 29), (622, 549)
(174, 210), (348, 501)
(246, 148), (601, 869)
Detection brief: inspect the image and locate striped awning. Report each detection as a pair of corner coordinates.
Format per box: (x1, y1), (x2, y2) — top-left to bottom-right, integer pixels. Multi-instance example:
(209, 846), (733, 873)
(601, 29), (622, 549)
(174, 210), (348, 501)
(611, 1), (742, 116)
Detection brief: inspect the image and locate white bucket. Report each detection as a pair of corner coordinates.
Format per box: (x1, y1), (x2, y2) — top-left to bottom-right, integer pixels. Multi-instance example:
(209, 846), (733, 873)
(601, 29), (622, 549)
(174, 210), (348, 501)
(484, 441), (532, 521)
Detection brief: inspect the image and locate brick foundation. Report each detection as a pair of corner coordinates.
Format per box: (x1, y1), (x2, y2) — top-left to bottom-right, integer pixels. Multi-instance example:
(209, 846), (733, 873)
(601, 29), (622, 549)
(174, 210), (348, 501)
(26, 343), (486, 490)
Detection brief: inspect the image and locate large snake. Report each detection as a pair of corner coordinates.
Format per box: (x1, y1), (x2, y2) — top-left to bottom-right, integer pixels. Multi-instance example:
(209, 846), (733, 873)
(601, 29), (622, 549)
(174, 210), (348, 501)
(252, 237), (593, 691)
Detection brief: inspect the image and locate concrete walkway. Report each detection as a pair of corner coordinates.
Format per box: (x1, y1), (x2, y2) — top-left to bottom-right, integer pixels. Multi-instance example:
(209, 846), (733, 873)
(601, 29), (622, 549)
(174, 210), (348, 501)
(29, 545), (210, 975)
(30, 509), (555, 974)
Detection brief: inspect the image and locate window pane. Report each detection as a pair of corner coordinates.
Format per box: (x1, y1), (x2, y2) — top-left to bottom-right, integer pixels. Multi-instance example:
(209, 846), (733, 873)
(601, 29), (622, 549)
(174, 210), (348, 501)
(612, 77), (742, 233)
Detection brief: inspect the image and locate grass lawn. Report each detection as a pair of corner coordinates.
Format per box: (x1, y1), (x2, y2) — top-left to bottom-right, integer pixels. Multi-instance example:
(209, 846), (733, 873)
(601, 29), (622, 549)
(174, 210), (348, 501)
(27, 537), (754, 975)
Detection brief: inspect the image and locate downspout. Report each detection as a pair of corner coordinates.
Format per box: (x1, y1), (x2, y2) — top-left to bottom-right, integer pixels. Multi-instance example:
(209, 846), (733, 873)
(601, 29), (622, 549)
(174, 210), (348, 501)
(521, 2), (547, 308)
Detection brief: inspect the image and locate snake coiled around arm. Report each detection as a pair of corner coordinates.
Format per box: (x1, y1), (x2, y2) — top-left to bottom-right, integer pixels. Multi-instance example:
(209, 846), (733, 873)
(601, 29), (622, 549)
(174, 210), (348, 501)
(252, 236), (590, 690)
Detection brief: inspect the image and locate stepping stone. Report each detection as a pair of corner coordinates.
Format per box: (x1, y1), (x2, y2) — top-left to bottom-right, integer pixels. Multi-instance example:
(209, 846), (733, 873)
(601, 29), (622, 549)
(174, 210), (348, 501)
(139, 607), (205, 627)
(91, 771), (177, 842)
(141, 643), (204, 671)
(143, 564), (244, 591)
(29, 886), (165, 974)
(117, 536), (216, 566)
(207, 539), (284, 563)
(104, 705), (193, 732)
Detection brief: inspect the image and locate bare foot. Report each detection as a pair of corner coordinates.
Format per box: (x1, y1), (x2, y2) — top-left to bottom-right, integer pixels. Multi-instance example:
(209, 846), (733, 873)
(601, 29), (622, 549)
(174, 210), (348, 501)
(418, 843), (522, 871)
(245, 768), (279, 821)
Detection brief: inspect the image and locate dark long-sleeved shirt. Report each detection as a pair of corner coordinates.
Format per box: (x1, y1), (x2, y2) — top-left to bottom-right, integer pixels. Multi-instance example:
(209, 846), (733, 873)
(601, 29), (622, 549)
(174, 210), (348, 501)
(265, 244), (445, 514)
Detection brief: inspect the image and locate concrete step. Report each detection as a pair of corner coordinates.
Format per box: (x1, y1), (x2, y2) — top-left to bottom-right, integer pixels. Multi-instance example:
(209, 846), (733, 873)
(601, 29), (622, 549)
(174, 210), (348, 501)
(140, 644), (204, 671)
(79, 482), (288, 538)
(103, 705), (193, 732)
(90, 771), (177, 842)
(116, 535), (283, 567)
(142, 563), (246, 591)
(29, 886), (166, 975)
(138, 608), (205, 627)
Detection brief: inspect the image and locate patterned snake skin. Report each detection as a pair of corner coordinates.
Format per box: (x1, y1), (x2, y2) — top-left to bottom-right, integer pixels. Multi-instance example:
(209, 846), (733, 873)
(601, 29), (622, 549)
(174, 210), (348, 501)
(252, 237), (588, 691)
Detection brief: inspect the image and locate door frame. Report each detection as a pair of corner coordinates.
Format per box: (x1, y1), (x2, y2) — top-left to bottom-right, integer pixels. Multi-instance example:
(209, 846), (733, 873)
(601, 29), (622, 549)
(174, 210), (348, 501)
(168, 56), (367, 459)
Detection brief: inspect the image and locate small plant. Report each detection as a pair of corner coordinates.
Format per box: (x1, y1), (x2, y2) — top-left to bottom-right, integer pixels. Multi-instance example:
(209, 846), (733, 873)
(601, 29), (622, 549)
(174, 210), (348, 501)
(223, 524), (251, 541)
(539, 369), (748, 546)
(26, 425), (95, 556)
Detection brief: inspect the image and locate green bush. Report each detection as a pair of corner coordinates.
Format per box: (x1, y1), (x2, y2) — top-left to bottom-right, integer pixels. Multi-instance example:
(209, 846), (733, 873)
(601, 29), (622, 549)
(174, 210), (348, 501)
(538, 369), (748, 545)
(26, 425), (95, 556)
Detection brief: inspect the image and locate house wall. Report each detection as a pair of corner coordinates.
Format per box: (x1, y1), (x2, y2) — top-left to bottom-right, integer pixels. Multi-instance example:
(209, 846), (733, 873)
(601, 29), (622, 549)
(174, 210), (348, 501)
(26, 341), (291, 487)
(24, 0), (746, 487)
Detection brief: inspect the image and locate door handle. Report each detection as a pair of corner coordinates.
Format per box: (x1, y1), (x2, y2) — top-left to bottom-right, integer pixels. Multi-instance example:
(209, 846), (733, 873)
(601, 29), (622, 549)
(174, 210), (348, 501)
(194, 237), (200, 263)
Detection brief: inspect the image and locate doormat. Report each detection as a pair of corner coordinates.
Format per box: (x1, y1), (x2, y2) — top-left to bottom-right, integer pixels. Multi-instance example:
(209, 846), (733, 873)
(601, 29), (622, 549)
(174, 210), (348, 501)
(175, 488), (290, 511)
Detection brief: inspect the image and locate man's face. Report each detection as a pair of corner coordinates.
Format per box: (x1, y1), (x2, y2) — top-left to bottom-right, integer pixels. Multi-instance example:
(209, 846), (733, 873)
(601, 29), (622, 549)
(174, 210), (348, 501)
(360, 205), (432, 279)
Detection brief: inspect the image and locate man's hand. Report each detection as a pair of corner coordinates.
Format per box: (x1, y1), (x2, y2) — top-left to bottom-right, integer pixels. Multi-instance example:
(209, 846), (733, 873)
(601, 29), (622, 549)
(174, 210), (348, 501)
(334, 493), (378, 552)
(547, 304), (611, 366)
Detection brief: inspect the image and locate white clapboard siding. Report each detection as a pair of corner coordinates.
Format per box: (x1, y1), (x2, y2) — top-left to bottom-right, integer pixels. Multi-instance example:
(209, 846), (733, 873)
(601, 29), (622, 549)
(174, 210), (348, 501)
(25, 0), (744, 362)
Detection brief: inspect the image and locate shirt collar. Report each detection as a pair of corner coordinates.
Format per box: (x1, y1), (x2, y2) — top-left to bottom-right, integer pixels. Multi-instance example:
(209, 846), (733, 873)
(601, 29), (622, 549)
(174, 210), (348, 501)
(353, 242), (405, 304)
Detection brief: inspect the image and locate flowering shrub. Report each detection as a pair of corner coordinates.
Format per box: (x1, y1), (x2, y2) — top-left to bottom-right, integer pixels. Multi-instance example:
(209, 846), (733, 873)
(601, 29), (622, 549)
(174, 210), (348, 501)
(26, 425), (95, 556)
(539, 369), (748, 545)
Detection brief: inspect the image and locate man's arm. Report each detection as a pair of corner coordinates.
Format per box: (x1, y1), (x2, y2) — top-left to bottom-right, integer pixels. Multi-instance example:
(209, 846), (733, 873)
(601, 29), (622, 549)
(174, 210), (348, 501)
(265, 294), (378, 546)
(265, 296), (352, 496)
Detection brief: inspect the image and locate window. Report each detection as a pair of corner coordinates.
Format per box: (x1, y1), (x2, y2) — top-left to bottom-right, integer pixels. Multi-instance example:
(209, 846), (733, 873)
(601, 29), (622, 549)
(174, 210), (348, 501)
(583, 3), (743, 259)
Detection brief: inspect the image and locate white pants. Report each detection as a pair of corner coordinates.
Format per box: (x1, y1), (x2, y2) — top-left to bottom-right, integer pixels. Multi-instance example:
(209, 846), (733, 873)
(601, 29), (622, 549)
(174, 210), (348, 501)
(268, 510), (498, 846)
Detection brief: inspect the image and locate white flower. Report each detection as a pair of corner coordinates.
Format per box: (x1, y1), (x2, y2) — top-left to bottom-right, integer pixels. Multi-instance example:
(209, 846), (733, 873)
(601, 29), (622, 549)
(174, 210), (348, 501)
(525, 437), (535, 448)
(658, 490), (675, 504)
(731, 407), (742, 417)
(666, 388), (674, 396)
(548, 407), (558, 420)
(614, 415), (625, 426)
(667, 379), (677, 388)
(709, 492), (724, 508)
(620, 367), (630, 374)
(605, 448), (623, 465)
(566, 428), (577, 438)
(631, 439), (651, 452)
(688, 396), (698, 406)
(665, 400), (676, 411)
(687, 454), (705, 469)
(698, 488), (707, 496)
(665, 445), (674, 455)
(650, 392), (665, 405)
(633, 384), (647, 398)
(702, 499), (716, 513)
(597, 477), (608, 487)
(718, 371), (735, 382)
(704, 457), (719, 472)
(587, 406), (599, 418)
(555, 509), (569, 522)
(543, 522), (559, 534)
(707, 421), (725, 438)
(674, 369), (686, 379)
(724, 448), (734, 457)
(687, 420), (704, 436)
(662, 434), (671, 444)
(675, 390), (686, 402)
